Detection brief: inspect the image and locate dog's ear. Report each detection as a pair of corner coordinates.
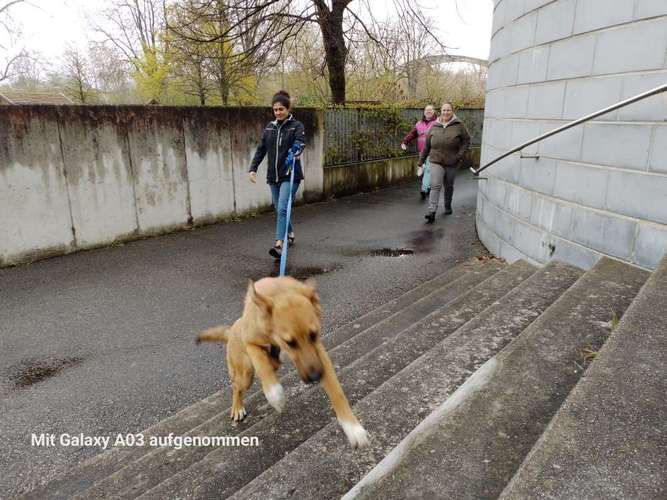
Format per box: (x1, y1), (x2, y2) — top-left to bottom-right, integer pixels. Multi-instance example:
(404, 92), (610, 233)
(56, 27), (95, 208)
(304, 278), (317, 290)
(302, 278), (321, 316)
(247, 280), (273, 315)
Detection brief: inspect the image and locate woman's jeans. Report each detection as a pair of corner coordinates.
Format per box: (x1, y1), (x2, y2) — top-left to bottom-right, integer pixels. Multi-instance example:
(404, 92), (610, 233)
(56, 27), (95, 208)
(270, 180), (301, 242)
(421, 157), (431, 193)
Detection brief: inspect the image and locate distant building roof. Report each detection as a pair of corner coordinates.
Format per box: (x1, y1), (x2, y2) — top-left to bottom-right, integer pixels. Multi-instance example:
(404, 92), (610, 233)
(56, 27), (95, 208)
(0, 91), (74, 105)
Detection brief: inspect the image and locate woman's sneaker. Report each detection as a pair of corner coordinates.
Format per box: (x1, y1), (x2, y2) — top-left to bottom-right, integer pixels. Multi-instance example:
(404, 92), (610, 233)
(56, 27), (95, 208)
(424, 212), (435, 223)
(269, 245), (282, 258)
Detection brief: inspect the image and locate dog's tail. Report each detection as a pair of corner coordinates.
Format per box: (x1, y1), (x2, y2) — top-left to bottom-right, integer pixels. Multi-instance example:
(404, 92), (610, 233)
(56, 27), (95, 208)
(196, 325), (230, 344)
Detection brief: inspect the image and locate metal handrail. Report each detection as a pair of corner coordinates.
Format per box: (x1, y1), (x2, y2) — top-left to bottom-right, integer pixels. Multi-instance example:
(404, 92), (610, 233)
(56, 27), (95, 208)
(471, 82), (667, 176)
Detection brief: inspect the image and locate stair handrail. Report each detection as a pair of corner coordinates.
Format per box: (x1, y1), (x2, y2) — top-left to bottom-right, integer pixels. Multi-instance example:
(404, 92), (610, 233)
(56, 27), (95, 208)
(471, 82), (667, 176)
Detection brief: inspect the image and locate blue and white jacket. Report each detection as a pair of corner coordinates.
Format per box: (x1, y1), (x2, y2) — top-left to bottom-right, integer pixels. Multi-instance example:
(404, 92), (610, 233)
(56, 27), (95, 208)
(249, 114), (306, 184)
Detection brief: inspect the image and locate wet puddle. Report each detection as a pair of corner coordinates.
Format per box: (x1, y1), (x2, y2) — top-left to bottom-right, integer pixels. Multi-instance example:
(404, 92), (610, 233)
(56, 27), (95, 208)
(8, 357), (83, 389)
(368, 248), (415, 257)
(245, 264), (343, 281)
(407, 228), (445, 254)
(286, 265), (344, 280)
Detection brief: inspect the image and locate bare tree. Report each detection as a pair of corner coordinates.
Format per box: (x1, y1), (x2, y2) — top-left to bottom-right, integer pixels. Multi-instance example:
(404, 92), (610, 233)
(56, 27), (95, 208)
(165, 15), (214, 104)
(91, 0), (165, 69)
(262, 22), (329, 105)
(61, 45), (97, 103)
(0, 48), (26, 81)
(421, 61), (487, 107)
(0, 0), (28, 82)
(172, 46), (214, 105)
(392, 4), (442, 99)
(311, 0), (349, 104)
(166, 0), (288, 105)
(10, 53), (43, 89)
(87, 43), (136, 103)
(286, 23), (330, 104)
(165, 0), (443, 104)
(90, 0), (174, 101)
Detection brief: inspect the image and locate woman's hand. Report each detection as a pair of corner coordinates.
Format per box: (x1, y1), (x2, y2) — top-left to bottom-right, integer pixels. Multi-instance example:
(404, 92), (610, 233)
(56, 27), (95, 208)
(249, 171), (257, 183)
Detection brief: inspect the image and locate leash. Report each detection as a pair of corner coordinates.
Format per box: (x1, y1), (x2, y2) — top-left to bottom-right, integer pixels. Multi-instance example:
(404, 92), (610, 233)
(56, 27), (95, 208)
(279, 154), (297, 277)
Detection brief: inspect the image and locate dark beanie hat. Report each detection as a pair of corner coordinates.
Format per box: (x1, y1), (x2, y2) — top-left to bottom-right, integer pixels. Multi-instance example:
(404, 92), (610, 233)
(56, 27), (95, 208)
(272, 90), (291, 108)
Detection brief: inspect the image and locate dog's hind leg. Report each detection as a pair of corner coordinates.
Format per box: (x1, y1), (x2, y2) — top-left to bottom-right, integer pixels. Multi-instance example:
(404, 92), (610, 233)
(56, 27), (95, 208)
(229, 353), (253, 421)
(316, 344), (370, 448)
(247, 344), (286, 413)
(231, 383), (247, 421)
(231, 378), (252, 421)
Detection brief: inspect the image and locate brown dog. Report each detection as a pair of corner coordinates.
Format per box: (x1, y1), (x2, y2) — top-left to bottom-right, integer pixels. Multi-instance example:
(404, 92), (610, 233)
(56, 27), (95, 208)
(197, 276), (370, 448)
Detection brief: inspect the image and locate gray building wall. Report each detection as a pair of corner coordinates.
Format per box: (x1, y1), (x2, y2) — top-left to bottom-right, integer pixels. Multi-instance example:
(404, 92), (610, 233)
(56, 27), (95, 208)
(477, 0), (667, 269)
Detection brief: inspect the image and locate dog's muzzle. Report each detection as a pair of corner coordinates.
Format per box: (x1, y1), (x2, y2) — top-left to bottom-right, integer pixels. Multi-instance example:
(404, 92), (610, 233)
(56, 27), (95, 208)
(305, 370), (322, 384)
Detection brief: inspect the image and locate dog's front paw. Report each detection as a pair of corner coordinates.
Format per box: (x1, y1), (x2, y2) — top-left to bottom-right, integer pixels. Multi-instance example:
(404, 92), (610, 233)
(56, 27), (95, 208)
(338, 419), (370, 448)
(230, 406), (247, 422)
(265, 384), (286, 413)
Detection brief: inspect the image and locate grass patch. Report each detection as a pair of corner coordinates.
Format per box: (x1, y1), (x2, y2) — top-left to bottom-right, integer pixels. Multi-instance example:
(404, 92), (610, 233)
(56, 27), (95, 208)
(581, 346), (598, 362)
(580, 311), (622, 365)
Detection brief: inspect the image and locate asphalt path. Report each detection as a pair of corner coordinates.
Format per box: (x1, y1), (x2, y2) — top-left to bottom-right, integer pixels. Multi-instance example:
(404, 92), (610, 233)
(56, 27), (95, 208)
(0, 172), (487, 496)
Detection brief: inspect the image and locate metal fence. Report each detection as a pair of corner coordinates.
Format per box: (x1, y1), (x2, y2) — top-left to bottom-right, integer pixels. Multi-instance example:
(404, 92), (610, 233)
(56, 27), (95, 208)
(323, 107), (484, 167)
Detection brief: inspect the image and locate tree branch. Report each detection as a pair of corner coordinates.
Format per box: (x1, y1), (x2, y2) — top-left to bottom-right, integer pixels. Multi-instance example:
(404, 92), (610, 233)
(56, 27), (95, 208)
(0, 0), (24, 16)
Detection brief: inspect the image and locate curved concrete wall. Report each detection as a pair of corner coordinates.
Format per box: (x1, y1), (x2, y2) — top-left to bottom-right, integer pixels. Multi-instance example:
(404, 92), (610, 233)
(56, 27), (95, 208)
(477, 0), (667, 269)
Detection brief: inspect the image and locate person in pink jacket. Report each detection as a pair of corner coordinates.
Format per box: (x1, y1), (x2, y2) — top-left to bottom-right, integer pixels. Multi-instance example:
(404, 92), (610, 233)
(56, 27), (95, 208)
(401, 105), (437, 200)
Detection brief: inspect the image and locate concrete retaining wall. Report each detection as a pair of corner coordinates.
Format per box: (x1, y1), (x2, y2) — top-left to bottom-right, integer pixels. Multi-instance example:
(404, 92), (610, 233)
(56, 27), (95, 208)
(0, 106), (323, 266)
(0, 105), (434, 267)
(478, 0), (667, 270)
(324, 157), (416, 198)
(324, 147), (481, 198)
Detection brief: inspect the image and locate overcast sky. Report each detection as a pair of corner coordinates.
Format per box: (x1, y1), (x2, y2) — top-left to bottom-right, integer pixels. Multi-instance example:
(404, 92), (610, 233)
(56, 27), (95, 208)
(7, 0), (493, 66)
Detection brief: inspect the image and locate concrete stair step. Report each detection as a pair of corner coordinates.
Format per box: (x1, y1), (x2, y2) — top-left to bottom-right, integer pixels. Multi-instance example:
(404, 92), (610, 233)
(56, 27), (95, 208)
(21, 259), (485, 500)
(500, 255), (667, 500)
(132, 261), (538, 499)
(344, 257), (649, 500)
(73, 260), (505, 499)
(231, 261), (583, 499)
(23, 258), (497, 499)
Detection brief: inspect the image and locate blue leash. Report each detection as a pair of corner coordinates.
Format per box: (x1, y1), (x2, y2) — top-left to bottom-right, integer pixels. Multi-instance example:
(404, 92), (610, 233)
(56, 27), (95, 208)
(279, 155), (297, 277)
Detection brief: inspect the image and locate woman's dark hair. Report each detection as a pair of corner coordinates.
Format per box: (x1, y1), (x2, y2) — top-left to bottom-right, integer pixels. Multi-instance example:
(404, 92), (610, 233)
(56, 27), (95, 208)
(272, 90), (291, 108)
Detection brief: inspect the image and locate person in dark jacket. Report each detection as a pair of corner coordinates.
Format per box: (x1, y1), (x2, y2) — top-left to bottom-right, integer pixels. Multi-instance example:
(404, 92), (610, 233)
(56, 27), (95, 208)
(418, 102), (470, 222)
(249, 90), (306, 258)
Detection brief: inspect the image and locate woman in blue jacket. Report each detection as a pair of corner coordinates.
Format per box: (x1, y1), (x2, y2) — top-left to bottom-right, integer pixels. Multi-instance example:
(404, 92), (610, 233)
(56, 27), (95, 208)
(249, 91), (306, 258)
